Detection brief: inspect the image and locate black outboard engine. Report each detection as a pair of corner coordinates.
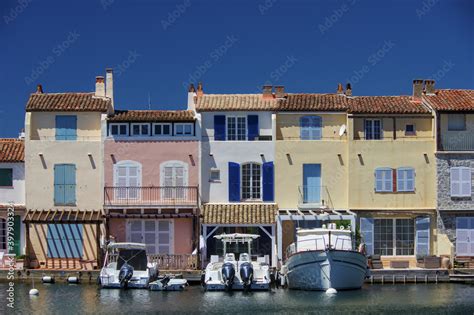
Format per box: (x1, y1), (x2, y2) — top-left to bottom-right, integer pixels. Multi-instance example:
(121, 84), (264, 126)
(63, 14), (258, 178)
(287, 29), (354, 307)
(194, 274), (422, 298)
(221, 262), (235, 291)
(119, 263), (134, 289)
(240, 262), (254, 291)
(160, 275), (171, 288)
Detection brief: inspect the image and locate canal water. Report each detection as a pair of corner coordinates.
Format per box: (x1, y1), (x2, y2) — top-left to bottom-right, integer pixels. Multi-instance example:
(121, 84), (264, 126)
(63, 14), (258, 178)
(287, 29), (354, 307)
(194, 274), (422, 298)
(1, 283), (473, 314)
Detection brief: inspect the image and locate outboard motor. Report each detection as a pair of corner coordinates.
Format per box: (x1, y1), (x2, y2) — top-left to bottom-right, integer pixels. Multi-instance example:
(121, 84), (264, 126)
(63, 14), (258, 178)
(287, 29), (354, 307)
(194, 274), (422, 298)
(239, 262), (254, 291)
(118, 263), (134, 289)
(221, 262), (235, 291)
(160, 275), (171, 288)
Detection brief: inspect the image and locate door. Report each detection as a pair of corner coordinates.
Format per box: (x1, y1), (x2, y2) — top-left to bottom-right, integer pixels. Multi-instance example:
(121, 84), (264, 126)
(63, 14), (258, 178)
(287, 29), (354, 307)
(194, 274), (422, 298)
(456, 217), (474, 256)
(127, 220), (173, 255)
(303, 164), (321, 203)
(162, 162), (187, 200)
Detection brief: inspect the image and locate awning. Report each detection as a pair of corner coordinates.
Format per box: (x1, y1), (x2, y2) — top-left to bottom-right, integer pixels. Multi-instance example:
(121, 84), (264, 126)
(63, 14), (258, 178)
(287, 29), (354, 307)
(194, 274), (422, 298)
(202, 203), (278, 225)
(23, 209), (104, 224)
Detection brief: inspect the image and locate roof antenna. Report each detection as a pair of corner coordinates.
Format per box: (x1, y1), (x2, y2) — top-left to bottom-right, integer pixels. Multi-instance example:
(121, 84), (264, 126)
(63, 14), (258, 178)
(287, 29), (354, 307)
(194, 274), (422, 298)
(148, 93), (151, 110)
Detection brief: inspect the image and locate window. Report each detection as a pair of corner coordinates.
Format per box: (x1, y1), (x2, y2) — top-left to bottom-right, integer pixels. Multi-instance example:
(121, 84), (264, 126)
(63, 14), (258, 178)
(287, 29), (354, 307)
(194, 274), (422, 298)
(210, 169), (220, 182)
(227, 117), (246, 141)
(0, 168), (13, 187)
(114, 161), (142, 199)
(54, 164), (76, 206)
(300, 116), (322, 140)
(160, 161), (188, 199)
(127, 219), (173, 254)
(375, 168), (393, 192)
(365, 119), (382, 140)
(451, 167), (472, 197)
(55, 115), (77, 140)
(405, 124), (416, 136)
(0, 218), (5, 250)
(241, 163), (261, 200)
(448, 114), (466, 131)
(131, 123), (150, 136)
(153, 123), (172, 136)
(175, 123), (193, 136)
(397, 168), (415, 192)
(109, 123), (128, 136)
(374, 218), (414, 256)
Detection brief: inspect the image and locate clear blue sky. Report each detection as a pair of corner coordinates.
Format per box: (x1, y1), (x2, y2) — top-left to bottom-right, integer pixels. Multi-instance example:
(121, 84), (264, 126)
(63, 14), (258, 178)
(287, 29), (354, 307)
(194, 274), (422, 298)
(0, 0), (472, 137)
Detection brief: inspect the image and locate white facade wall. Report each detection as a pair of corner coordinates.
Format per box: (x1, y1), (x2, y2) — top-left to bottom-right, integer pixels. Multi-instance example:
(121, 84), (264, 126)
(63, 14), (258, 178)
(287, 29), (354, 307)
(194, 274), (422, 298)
(0, 162), (25, 206)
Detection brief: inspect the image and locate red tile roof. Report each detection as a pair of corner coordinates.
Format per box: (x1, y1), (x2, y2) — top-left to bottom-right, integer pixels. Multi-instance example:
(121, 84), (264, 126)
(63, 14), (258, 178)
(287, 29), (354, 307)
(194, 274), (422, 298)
(108, 110), (195, 121)
(0, 139), (24, 162)
(423, 89), (474, 111)
(26, 93), (110, 112)
(196, 94), (278, 111)
(279, 94), (349, 111)
(348, 96), (430, 114)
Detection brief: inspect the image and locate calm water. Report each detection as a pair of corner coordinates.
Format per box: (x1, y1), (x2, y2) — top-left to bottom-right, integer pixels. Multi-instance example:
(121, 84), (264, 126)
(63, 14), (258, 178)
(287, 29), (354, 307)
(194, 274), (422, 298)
(2, 282), (474, 314)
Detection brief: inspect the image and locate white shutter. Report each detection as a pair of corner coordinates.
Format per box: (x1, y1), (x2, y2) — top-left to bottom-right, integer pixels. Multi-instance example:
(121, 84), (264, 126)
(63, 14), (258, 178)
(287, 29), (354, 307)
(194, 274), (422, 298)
(461, 167), (472, 197)
(451, 168), (461, 197)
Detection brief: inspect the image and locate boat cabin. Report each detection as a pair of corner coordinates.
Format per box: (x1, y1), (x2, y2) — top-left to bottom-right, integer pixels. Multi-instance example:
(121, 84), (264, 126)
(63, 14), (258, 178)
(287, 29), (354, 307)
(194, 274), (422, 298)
(287, 226), (353, 257)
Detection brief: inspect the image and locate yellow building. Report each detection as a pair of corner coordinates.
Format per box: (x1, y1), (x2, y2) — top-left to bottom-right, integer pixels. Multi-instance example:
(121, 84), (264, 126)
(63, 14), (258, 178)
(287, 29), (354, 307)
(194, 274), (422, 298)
(24, 72), (112, 270)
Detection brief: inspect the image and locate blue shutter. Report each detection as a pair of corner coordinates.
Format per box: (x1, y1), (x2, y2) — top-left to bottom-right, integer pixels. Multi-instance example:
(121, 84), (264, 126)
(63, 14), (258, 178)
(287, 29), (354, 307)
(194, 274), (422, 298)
(47, 224), (66, 258)
(416, 216), (430, 257)
(54, 165), (66, 205)
(214, 115), (226, 141)
(64, 165), (76, 205)
(360, 218), (374, 256)
(262, 162), (274, 202)
(247, 115), (259, 141)
(61, 224), (83, 258)
(56, 116), (67, 140)
(228, 162), (240, 202)
(56, 116), (77, 140)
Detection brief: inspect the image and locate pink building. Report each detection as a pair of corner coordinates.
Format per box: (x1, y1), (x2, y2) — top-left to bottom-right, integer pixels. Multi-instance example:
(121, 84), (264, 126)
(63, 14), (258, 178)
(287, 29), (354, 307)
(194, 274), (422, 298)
(104, 109), (200, 270)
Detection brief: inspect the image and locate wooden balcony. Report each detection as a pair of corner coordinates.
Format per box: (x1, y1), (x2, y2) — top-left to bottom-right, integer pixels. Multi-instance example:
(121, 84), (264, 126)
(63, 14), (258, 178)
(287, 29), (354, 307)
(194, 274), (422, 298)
(104, 186), (199, 208)
(148, 254), (199, 270)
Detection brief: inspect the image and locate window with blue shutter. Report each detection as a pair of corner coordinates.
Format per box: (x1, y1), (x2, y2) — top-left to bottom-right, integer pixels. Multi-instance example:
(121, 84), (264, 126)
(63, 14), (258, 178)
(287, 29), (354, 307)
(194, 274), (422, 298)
(397, 167), (415, 192)
(47, 224), (83, 258)
(360, 218), (374, 256)
(375, 168), (393, 192)
(214, 115), (226, 141)
(247, 115), (259, 141)
(228, 162), (240, 202)
(300, 116), (322, 140)
(262, 162), (274, 202)
(415, 216), (430, 257)
(56, 116), (77, 140)
(54, 164), (76, 206)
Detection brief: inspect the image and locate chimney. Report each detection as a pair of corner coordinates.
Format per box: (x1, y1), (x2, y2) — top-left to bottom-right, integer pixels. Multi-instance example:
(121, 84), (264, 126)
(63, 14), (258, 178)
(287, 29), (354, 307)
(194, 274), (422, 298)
(197, 82), (204, 97)
(18, 129), (25, 140)
(412, 79), (424, 100)
(424, 79), (435, 95)
(187, 83), (196, 111)
(95, 76), (105, 98)
(337, 83), (344, 95)
(36, 84), (43, 94)
(275, 86), (285, 98)
(106, 68), (114, 106)
(262, 85), (273, 99)
(345, 83), (352, 96)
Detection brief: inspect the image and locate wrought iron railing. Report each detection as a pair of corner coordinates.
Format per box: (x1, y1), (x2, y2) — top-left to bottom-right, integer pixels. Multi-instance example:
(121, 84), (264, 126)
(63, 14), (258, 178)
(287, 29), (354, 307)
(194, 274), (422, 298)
(104, 186), (199, 207)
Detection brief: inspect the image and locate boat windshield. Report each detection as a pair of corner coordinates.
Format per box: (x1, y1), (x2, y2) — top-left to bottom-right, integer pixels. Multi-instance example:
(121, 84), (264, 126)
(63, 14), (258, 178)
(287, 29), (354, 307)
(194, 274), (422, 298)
(116, 249), (148, 271)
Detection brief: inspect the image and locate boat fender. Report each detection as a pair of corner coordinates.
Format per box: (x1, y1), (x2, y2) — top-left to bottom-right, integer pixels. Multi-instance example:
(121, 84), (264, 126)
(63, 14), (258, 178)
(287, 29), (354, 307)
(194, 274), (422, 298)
(29, 288), (39, 296)
(326, 288), (337, 294)
(41, 276), (55, 284)
(67, 276), (80, 284)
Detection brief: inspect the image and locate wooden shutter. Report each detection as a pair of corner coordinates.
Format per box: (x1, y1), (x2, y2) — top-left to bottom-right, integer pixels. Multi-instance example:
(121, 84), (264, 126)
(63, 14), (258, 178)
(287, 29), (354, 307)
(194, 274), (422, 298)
(247, 115), (259, 141)
(461, 167), (472, 197)
(415, 216), (430, 257)
(262, 162), (274, 202)
(54, 165), (66, 205)
(214, 115), (226, 140)
(360, 218), (374, 255)
(228, 162), (240, 202)
(451, 167), (461, 196)
(64, 164), (76, 205)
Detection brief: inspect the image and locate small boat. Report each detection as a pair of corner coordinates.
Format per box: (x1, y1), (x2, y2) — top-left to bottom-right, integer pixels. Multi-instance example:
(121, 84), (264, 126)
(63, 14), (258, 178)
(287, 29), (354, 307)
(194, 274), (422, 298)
(149, 275), (188, 291)
(279, 225), (369, 291)
(99, 242), (158, 289)
(202, 233), (272, 291)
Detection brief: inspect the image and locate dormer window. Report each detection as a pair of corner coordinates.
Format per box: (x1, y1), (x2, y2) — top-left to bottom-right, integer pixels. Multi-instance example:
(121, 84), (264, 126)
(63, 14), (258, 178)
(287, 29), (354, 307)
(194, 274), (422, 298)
(131, 123), (150, 136)
(109, 123), (128, 136)
(175, 123), (193, 136)
(153, 123), (172, 136)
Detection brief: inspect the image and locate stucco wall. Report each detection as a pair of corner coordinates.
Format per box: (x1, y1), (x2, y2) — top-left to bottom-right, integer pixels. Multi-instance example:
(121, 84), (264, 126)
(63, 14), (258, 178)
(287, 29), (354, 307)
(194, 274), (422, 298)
(352, 116), (433, 140)
(439, 113), (474, 150)
(0, 162), (25, 206)
(276, 113), (348, 140)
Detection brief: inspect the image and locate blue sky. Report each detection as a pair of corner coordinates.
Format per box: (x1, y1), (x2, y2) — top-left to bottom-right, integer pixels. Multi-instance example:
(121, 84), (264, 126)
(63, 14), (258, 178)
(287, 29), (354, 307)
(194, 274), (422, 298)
(0, 0), (472, 137)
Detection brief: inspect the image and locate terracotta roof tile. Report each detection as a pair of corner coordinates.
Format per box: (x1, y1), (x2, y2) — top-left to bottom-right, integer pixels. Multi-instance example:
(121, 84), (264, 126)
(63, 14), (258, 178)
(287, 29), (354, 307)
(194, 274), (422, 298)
(202, 203), (277, 224)
(26, 93), (110, 112)
(279, 93), (349, 111)
(348, 96), (430, 114)
(196, 94), (278, 112)
(108, 110), (195, 122)
(423, 89), (474, 111)
(0, 139), (24, 162)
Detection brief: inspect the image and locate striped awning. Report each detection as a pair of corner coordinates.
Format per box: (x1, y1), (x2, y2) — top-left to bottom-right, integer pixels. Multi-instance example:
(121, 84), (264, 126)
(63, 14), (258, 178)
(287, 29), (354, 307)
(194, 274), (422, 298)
(23, 209), (104, 224)
(202, 203), (278, 225)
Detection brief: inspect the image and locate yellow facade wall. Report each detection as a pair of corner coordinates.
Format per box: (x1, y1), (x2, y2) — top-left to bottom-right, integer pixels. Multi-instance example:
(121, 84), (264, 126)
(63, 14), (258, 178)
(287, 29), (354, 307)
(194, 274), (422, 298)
(277, 113), (348, 140)
(352, 116), (434, 140)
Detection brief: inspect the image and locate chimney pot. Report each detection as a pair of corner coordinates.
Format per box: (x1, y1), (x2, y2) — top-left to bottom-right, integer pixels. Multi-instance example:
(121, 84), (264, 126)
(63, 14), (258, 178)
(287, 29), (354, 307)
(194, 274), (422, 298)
(95, 76), (105, 98)
(275, 86), (285, 98)
(36, 84), (43, 94)
(424, 79), (435, 95)
(412, 79), (424, 100)
(337, 83), (344, 94)
(197, 82), (204, 97)
(345, 83), (352, 96)
(262, 85), (273, 99)
(106, 69), (114, 107)
(188, 83), (196, 93)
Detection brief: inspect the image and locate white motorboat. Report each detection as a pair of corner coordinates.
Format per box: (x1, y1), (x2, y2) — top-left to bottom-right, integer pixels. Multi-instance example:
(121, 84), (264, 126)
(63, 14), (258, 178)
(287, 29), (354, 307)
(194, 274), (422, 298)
(99, 242), (158, 289)
(149, 275), (188, 291)
(202, 233), (272, 291)
(280, 225), (369, 291)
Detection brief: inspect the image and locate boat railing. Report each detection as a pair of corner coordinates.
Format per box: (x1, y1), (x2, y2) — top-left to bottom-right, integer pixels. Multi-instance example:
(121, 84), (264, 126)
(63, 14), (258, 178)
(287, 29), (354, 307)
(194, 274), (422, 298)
(286, 235), (353, 257)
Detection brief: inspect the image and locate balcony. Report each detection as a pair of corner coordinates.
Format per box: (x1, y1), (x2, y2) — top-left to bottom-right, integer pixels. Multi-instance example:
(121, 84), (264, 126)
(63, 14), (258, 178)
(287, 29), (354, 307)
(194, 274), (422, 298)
(108, 253), (199, 270)
(298, 185), (333, 210)
(440, 134), (474, 151)
(104, 186), (199, 208)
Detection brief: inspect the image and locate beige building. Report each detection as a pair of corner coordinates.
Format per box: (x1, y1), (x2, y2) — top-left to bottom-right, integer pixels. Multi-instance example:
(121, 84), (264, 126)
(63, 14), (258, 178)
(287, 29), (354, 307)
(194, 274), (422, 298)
(24, 72), (113, 270)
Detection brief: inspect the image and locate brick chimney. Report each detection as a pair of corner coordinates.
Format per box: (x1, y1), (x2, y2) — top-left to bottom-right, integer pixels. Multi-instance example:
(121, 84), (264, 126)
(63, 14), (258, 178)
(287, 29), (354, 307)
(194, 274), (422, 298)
(187, 83), (196, 111)
(337, 83), (344, 95)
(197, 82), (204, 97)
(95, 76), (105, 98)
(412, 79), (424, 100)
(275, 86), (285, 98)
(106, 68), (114, 107)
(424, 79), (435, 95)
(262, 85), (273, 99)
(36, 84), (43, 94)
(345, 83), (352, 96)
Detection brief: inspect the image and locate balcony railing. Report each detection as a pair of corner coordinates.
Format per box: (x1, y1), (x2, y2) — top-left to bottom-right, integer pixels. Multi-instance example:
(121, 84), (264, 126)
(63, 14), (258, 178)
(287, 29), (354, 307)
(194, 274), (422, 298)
(298, 185), (333, 209)
(107, 254), (199, 270)
(104, 186), (199, 207)
(440, 134), (474, 151)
